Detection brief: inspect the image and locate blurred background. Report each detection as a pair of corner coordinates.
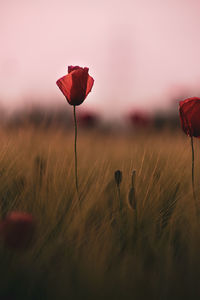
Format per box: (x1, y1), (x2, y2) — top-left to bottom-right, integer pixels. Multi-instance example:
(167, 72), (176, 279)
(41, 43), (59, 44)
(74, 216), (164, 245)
(1, 0), (200, 129)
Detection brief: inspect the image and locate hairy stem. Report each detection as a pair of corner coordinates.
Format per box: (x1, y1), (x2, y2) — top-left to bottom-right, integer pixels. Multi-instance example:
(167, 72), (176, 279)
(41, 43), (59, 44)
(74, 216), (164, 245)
(191, 136), (198, 214)
(73, 105), (79, 194)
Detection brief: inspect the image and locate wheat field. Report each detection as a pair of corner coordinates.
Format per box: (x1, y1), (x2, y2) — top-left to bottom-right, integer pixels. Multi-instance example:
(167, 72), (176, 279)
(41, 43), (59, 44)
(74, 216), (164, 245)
(0, 127), (200, 299)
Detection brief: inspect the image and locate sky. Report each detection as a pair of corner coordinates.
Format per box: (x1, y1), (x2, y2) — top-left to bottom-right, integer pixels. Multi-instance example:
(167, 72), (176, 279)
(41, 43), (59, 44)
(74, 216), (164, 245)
(1, 0), (200, 117)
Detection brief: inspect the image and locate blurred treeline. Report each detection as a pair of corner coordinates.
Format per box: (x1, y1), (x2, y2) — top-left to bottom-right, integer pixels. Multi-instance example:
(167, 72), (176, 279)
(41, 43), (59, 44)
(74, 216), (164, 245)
(0, 105), (181, 132)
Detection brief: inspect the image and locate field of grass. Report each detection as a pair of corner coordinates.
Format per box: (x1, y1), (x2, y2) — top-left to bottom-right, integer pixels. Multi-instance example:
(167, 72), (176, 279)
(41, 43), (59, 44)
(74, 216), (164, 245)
(0, 127), (200, 299)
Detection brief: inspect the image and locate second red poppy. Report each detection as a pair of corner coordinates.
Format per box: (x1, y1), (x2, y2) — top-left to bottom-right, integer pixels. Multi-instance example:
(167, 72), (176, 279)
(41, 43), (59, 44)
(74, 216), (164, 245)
(179, 97), (200, 137)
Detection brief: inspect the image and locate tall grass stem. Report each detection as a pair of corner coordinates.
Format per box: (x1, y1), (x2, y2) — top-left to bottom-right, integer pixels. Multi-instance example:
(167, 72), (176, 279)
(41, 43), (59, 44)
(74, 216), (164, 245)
(117, 187), (122, 212)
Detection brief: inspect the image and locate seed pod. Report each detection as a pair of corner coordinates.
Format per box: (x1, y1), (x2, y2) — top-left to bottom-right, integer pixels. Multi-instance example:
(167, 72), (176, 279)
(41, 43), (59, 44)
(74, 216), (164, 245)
(128, 187), (136, 210)
(114, 170), (122, 187)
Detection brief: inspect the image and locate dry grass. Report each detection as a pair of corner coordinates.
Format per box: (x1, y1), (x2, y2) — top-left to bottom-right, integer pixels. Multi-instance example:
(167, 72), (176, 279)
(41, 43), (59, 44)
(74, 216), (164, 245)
(0, 127), (200, 299)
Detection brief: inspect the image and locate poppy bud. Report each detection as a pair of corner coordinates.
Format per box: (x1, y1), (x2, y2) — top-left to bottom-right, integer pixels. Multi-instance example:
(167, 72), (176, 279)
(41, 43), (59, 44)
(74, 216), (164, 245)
(0, 211), (35, 250)
(128, 187), (136, 210)
(128, 170), (137, 211)
(114, 170), (122, 187)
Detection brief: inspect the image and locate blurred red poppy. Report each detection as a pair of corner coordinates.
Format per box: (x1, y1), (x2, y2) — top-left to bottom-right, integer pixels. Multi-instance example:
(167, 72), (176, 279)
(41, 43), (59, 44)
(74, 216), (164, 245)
(56, 66), (94, 106)
(179, 97), (200, 137)
(0, 211), (35, 250)
(129, 111), (151, 128)
(78, 111), (98, 128)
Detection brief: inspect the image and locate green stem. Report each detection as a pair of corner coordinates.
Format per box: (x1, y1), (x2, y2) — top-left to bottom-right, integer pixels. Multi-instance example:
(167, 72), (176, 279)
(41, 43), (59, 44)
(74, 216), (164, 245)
(191, 136), (198, 214)
(73, 105), (79, 194)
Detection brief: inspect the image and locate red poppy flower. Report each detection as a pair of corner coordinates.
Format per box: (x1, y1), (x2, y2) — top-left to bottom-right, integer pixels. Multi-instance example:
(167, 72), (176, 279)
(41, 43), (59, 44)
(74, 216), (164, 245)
(179, 97), (200, 137)
(56, 66), (94, 106)
(0, 211), (35, 250)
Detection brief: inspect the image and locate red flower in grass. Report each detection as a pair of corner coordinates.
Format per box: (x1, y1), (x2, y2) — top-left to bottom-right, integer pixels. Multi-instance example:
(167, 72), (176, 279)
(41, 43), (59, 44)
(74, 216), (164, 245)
(129, 111), (151, 128)
(78, 111), (98, 127)
(56, 66), (94, 105)
(179, 97), (200, 137)
(0, 212), (35, 250)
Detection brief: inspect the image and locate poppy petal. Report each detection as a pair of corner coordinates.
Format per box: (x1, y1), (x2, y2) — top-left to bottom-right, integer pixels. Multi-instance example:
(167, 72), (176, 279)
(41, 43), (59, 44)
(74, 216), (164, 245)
(69, 68), (89, 105)
(86, 75), (94, 97)
(68, 66), (81, 73)
(56, 74), (72, 102)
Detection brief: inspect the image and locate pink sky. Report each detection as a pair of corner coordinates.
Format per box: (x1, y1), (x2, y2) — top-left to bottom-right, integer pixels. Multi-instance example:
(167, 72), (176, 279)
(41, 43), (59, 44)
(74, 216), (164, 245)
(1, 0), (200, 116)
